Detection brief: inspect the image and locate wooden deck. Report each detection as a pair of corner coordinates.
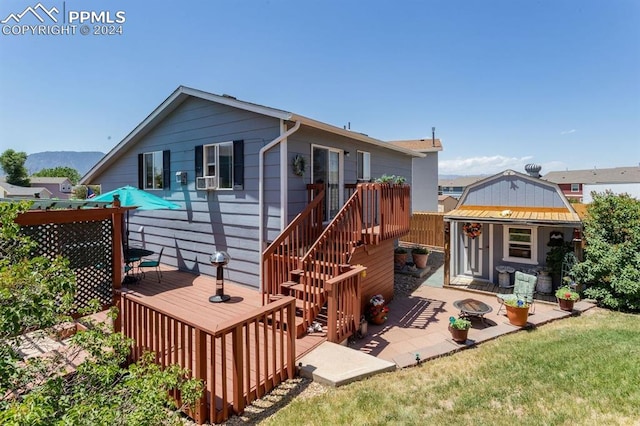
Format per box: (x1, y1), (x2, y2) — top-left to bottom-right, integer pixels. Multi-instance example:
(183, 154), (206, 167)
(117, 264), (326, 424)
(121, 264), (327, 358)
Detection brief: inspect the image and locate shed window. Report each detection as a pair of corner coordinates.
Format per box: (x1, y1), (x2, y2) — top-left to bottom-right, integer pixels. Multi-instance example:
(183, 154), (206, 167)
(357, 151), (371, 181)
(571, 183), (580, 192)
(503, 226), (538, 264)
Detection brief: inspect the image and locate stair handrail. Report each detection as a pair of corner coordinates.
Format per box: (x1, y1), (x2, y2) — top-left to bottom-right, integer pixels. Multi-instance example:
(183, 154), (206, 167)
(294, 189), (363, 329)
(325, 265), (365, 343)
(261, 187), (325, 304)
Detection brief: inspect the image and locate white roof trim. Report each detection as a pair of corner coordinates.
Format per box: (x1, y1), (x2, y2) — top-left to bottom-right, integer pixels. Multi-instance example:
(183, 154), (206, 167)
(81, 86), (422, 183)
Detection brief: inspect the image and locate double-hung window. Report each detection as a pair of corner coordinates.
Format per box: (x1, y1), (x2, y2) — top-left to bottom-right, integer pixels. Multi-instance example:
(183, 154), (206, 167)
(571, 183), (580, 192)
(357, 151), (371, 181)
(139, 150), (170, 190)
(203, 142), (233, 189)
(503, 226), (538, 264)
(195, 140), (244, 190)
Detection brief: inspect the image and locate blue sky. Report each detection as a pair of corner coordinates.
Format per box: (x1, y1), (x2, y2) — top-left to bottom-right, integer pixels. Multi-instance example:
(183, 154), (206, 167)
(0, 0), (638, 175)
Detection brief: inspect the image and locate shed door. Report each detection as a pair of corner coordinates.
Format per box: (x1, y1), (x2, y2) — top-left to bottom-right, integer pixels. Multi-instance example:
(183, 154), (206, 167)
(463, 232), (483, 277)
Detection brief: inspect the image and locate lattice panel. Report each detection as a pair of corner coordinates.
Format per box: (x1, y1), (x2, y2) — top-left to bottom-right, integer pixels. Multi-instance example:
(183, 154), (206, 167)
(21, 219), (114, 311)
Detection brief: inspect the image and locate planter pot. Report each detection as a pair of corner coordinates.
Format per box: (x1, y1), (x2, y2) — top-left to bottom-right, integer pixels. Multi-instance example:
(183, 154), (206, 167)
(394, 252), (408, 267)
(557, 298), (575, 311)
(412, 253), (429, 269)
(369, 311), (387, 325)
(448, 325), (469, 343)
(505, 304), (529, 327)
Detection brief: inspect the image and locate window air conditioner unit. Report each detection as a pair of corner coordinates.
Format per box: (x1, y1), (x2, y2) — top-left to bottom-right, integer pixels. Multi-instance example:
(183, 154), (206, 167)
(196, 176), (218, 190)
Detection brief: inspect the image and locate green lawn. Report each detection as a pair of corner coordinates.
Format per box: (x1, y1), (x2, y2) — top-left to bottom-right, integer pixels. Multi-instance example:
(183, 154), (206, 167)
(264, 309), (640, 425)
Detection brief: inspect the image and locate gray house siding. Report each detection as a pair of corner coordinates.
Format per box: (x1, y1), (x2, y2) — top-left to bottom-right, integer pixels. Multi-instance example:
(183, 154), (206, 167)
(93, 97), (281, 288)
(285, 127), (413, 222)
(411, 153), (438, 212)
(463, 175), (566, 208)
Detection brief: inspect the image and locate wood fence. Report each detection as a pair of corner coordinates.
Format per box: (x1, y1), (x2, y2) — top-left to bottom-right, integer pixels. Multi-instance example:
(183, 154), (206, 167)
(401, 212), (445, 249)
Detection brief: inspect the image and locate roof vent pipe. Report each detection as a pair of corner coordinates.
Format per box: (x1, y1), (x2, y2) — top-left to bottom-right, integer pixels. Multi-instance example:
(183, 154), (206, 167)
(525, 163), (542, 178)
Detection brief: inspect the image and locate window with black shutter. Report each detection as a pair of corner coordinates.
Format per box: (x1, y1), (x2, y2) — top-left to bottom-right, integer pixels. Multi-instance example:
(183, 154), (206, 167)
(195, 140), (244, 190)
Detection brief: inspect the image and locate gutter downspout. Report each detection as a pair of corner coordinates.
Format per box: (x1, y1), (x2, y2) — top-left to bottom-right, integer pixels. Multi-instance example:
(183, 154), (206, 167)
(258, 120), (302, 291)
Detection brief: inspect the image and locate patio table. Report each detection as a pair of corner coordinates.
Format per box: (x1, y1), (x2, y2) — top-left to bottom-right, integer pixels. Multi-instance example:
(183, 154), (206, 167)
(453, 298), (493, 325)
(123, 248), (154, 284)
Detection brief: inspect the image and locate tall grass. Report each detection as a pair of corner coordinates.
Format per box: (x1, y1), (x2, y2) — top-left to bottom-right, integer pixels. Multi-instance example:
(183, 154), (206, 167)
(264, 309), (640, 425)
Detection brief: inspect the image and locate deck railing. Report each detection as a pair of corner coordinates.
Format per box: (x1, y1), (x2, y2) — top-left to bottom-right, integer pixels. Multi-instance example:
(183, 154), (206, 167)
(261, 187), (324, 304)
(117, 290), (296, 425)
(325, 265), (365, 343)
(366, 183), (411, 242)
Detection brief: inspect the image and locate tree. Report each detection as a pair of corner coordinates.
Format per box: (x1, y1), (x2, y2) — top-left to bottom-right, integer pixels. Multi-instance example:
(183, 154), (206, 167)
(0, 201), (76, 398)
(32, 166), (81, 185)
(0, 202), (202, 424)
(0, 149), (30, 186)
(572, 191), (640, 311)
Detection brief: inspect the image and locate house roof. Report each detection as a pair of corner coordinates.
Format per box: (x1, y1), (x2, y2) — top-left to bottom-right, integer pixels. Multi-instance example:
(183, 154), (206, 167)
(438, 175), (486, 187)
(438, 194), (456, 201)
(542, 166), (640, 185)
(81, 86), (424, 184)
(0, 180), (52, 197)
(388, 138), (443, 153)
(29, 177), (71, 184)
(445, 169), (582, 226)
(445, 205), (582, 226)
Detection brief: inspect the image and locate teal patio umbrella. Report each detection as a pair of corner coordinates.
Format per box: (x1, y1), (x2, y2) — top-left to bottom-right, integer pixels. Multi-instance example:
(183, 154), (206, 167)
(93, 186), (180, 249)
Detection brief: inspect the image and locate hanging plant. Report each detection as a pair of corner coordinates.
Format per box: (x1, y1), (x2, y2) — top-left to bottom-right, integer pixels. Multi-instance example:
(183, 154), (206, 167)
(462, 222), (482, 239)
(292, 154), (306, 176)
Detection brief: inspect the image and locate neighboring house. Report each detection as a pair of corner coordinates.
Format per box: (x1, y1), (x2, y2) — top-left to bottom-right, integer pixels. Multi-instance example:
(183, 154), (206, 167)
(438, 194), (457, 213)
(0, 178), (52, 199)
(542, 166), (640, 203)
(438, 175), (485, 198)
(29, 177), (74, 199)
(444, 166), (582, 286)
(81, 86), (422, 295)
(389, 138), (442, 212)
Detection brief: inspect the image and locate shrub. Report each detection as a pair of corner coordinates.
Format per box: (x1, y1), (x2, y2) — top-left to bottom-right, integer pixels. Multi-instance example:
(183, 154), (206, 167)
(572, 191), (640, 311)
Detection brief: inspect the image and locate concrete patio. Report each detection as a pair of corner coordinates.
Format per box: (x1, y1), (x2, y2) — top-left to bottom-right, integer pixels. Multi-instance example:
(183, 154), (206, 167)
(300, 253), (595, 386)
(350, 284), (594, 369)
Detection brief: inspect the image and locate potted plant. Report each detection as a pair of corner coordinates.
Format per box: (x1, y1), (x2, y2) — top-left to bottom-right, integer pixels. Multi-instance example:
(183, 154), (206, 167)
(555, 285), (579, 311)
(394, 246), (408, 267)
(411, 246), (430, 269)
(504, 299), (530, 327)
(448, 316), (471, 343)
(365, 294), (390, 325)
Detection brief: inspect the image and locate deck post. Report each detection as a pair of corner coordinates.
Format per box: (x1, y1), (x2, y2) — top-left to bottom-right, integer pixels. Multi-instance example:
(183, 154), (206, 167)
(286, 299), (296, 378)
(113, 289), (122, 333)
(193, 328), (207, 424)
(231, 326), (245, 414)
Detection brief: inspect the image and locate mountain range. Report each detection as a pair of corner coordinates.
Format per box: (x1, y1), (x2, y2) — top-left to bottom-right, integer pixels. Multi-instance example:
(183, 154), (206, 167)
(24, 151), (105, 176)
